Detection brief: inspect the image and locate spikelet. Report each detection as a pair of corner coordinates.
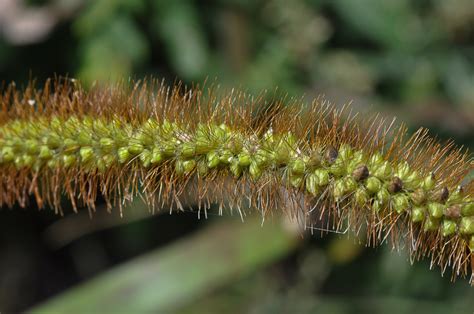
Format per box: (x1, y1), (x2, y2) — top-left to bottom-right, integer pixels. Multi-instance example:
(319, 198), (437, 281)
(0, 78), (473, 284)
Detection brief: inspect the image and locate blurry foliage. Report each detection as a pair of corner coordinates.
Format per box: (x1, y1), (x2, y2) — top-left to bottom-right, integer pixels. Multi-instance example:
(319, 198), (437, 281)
(31, 217), (299, 313)
(0, 0), (474, 313)
(76, 13), (149, 83)
(2, 0), (472, 133)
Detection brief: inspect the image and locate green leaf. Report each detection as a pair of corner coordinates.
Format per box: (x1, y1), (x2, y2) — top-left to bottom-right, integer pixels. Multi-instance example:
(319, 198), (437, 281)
(30, 217), (298, 313)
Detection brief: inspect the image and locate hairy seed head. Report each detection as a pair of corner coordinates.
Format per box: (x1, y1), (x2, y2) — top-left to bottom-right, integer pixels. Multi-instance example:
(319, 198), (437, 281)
(0, 78), (473, 284)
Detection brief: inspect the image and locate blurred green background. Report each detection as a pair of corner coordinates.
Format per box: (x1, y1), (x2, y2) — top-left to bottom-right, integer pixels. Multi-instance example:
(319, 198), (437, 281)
(0, 0), (473, 313)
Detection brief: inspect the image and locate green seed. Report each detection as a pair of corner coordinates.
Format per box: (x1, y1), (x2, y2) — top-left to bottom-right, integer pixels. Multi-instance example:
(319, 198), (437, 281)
(423, 216), (439, 232)
(422, 173), (436, 190)
(238, 152), (252, 167)
(396, 161), (410, 179)
(161, 142), (175, 157)
(366, 177), (382, 194)
(118, 147), (130, 163)
(150, 148), (163, 164)
(197, 160), (209, 176)
(306, 173), (319, 196)
(100, 138), (114, 151)
(441, 220), (457, 237)
(338, 144), (353, 161)
(227, 137), (243, 154)
(63, 138), (79, 153)
(373, 161), (392, 180)
(350, 150), (364, 164)
(372, 200), (382, 212)
(181, 142), (195, 158)
(77, 131), (92, 146)
(461, 202), (474, 217)
(428, 202), (444, 219)
(344, 177), (357, 193)
(97, 159), (106, 172)
(175, 160), (185, 176)
(376, 188), (390, 206)
(404, 171), (421, 190)
(329, 160), (345, 177)
(47, 159), (58, 169)
(39, 145), (53, 159)
(140, 149), (152, 168)
(79, 147), (94, 163)
(314, 169), (329, 186)
(447, 186), (463, 204)
(333, 179), (346, 199)
(183, 160), (196, 174)
(369, 152), (383, 166)
(333, 177), (357, 199)
(307, 152), (322, 168)
(274, 144), (291, 164)
(128, 143), (144, 155)
(291, 158), (305, 175)
(46, 136), (61, 149)
(392, 194), (410, 213)
(253, 150), (268, 166)
(195, 137), (212, 154)
(354, 188), (369, 206)
(1, 147), (14, 162)
(230, 159), (242, 178)
(219, 150), (233, 164)
(207, 151), (220, 168)
(102, 154), (115, 168)
(22, 155), (34, 167)
(25, 139), (39, 154)
(290, 174), (303, 188)
(14, 156), (24, 168)
(459, 217), (474, 235)
(249, 161), (262, 180)
(62, 155), (77, 168)
(161, 119), (174, 134)
(213, 124), (227, 140)
(411, 206), (425, 223)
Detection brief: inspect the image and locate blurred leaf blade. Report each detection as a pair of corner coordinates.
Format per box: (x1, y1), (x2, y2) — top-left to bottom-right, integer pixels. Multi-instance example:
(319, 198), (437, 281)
(30, 217), (299, 313)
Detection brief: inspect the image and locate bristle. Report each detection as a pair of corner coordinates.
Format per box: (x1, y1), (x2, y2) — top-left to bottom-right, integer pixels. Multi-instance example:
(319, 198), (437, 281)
(0, 78), (473, 284)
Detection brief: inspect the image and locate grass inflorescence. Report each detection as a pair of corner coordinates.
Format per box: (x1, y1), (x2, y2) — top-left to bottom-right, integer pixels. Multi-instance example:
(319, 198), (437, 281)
(0, 78), (473, 284)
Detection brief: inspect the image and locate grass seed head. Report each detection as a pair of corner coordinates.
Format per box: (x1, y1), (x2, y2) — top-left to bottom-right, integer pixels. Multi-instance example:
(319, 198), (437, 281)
(0, 78), (473, 284)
